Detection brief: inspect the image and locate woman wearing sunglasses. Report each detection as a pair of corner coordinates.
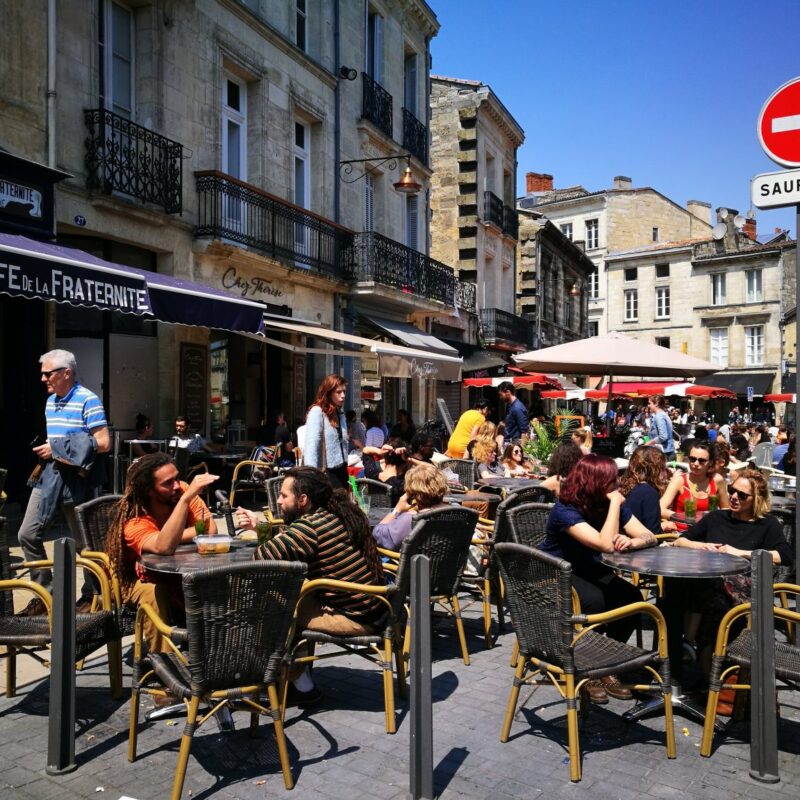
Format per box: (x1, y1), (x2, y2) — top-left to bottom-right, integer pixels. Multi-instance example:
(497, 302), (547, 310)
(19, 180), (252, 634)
(500, 442), (531, 477)
(660, 441), (729, 529)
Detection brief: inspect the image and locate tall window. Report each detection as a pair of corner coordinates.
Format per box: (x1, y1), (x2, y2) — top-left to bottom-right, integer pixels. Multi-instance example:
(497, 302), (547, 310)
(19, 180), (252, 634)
(404, 52), (418, 116)
(652, 227), (659, 243)
(293, 121), (310, 258)
(366, 9), (383, 82)
(563, 299), (572, 329)
(709, 328), (728, 366)
(746, 269), (763, 302)
(624, 289), (638, 321)
(404, 194), (419, 251)
(585, 218), (599, 249)
(588, 320), (599, 337)
(102, 0), (134, 118)
(295, 0), (307, 52)
(222, 74), (247, 230)
(711, 273), (726, 305)
(588, 268), (599, 298)
(745, 325), (765, 366)
(560, 222), (573, 241)
(655, 286), (670, 319)
(364, 173), (374, 232)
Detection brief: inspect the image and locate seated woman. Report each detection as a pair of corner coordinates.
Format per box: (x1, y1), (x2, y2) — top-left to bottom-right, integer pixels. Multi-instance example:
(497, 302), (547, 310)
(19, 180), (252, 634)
(539, 441), (583, 497)
(661, 441), (729, 529)
(619, 446), (675, 535)
(131, 413), (159, 458)
(472, 438), (503, 480)
(372, 463), (449, 550)
(376, 437), (410, 505)
(500, 442), (532, 477)
(274, 428), (296, 469)
(672, 469), (792, 674)
(540, 453), (657, 704)
(466, 420), (499, 459)
(571, 428), (592, 455)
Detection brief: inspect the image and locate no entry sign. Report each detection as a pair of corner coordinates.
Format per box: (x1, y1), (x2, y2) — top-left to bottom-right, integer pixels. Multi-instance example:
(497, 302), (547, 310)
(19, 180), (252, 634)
(758, 77), (800, 167)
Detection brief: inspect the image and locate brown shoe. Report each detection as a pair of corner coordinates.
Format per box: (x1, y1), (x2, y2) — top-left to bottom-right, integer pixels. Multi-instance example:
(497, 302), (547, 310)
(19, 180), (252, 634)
(153, 693), (181, 708)
(17, 597), (48, 617)
(584, 680), (609, 704)
(601, 674), (633, 701)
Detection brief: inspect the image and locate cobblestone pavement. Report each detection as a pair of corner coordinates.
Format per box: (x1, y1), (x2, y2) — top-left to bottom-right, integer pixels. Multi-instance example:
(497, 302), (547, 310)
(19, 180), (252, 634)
(0, 602), (798, 799)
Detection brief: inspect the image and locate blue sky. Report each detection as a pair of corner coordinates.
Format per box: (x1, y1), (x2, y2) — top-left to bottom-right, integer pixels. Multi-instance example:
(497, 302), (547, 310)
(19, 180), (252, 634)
(430, 0), (799, 237)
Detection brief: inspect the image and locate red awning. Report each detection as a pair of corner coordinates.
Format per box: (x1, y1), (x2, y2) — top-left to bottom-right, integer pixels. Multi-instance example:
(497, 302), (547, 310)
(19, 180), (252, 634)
(595, 381), (736, 399)
(463, 373), (562, 389)
(765, 393), (796, 403)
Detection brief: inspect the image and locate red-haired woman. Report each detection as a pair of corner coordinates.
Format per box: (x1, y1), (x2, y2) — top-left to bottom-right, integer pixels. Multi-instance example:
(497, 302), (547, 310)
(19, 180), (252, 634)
(540, 454), (657, 703)
(303, 374), (350, 489)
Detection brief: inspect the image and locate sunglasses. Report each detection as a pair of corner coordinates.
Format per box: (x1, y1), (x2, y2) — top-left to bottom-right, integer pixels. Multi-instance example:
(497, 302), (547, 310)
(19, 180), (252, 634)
(41, 367), (66, 378)
(728, 486), (753, 501)
(687, 456), (708, 464)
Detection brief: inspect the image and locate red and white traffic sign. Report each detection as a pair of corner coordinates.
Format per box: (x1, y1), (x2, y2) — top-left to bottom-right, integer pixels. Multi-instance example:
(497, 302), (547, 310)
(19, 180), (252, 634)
(758, 77), (800, 167)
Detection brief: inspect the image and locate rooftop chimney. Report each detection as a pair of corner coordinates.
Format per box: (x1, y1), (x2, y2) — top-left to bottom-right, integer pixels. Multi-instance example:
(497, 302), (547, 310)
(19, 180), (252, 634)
(686, 200), (712, 227)
(743, 215), (757, 241)
(526, 172), (553, 193)
(613, 176), (632, 189)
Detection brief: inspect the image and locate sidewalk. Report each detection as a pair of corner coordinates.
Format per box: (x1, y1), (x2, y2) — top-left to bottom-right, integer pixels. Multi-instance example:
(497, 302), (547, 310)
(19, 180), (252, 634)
(0, 598), (798, 799)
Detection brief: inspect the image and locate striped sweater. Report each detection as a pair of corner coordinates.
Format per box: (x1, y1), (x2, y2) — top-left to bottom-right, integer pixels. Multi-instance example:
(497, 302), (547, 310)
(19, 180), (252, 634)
(254, 509), (384, 622)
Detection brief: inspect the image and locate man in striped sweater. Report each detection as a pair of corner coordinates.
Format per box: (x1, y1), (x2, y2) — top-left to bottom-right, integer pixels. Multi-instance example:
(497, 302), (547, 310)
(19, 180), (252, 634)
(236, 466), (385, 705)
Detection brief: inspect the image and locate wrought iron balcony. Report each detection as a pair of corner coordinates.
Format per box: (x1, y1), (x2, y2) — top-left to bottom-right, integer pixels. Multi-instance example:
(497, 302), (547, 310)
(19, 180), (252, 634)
(456, 280), (477, 313)
(351, 231), (456, 306)
(479, 307), (534, 350)
(362, 72), (393, 139)
(195, 171), (353, 281)
(502, 205), (519, 239)
(402, 108), (428, 165)
(483, 190), (504, 228)
(84, 108), (183, 213)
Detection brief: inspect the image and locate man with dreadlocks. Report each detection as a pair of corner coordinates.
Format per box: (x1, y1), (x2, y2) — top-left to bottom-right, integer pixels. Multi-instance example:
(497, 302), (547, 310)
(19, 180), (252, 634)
(107, 452), (219, 653)
(236, 466), (384, 706)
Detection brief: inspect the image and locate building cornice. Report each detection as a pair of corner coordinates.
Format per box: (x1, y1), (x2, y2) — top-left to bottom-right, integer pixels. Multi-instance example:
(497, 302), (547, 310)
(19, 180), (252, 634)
(401, 0), (440, 38)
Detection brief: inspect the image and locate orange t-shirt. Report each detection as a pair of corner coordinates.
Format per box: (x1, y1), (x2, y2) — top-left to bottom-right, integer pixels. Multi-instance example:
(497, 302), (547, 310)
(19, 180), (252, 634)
(123, 482), (210, 568)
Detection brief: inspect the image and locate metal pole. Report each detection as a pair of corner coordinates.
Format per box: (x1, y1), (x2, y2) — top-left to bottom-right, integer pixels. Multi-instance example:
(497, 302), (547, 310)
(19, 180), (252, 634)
(47, 537), (76, 775)
(749, 549), (779, 783)
(408, 554), (433, 800)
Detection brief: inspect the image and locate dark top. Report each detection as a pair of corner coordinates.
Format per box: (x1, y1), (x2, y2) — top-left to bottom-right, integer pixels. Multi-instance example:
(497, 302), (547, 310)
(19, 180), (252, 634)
(681, 510), (793, 565)
(623, 483), (662, 535)
(541, 500), (632, 578)
(504, 397), (529, 441)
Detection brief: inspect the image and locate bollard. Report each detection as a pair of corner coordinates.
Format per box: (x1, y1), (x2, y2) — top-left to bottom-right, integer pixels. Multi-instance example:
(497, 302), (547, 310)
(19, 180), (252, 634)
(749, 549), (779, 783)
(47, 537), (77, 774)
(408, 554), (433, 800)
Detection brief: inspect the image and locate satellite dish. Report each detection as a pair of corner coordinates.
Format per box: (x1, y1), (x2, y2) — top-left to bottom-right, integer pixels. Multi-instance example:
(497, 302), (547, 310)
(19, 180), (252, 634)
(718, 208), (729, 220)
(746, 209), (756, 220)
(734, 214), (746, 228)
(712, 223), (727, 240)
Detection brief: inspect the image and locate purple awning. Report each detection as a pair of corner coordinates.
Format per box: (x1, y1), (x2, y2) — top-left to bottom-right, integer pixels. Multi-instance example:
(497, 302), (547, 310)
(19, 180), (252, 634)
(0, 232), (266, 333)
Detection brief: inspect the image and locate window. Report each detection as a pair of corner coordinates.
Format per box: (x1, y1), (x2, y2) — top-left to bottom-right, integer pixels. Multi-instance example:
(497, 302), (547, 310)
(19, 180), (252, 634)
(624, 289), (638, 321)
(364, 173), (374, 232)
(585, 218), (599, 249)
(404, 52), (418, 116)
(563, 299), (572, 329)
(655, 263), (669, 279)
(560, 222), (573, 241)
(222, 73), (247, 230)
(102, 1), (134, 118)
(624, 267), (637, 282)
(711, 273), (726, 305)
(746, 269), (763, 302)
(655, 336), (670, 349)
(295, 0), (307, 52)
(709, 328), (728, 367)
(404, 194), (419, 251)
(652, 227), (659, 243)
(366, 9), (383, 82)
(745, 325), (764, 366)
(588, 268), (599, 298)
(587, 320), (599, 337)
(293, 120), (310, 258)
(655, 286), (670, 319)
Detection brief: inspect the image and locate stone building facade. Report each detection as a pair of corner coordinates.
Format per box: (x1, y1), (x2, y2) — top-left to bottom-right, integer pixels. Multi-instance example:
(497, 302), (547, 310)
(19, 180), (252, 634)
(518, 173), (713, 338)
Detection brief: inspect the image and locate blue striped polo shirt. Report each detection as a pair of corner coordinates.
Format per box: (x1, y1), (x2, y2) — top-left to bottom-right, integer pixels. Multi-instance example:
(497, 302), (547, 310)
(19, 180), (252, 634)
(45, 382), (108, 439)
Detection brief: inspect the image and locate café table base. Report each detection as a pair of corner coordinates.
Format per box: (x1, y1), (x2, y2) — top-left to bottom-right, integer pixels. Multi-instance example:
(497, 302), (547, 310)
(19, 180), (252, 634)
(622, 683), (726, 733)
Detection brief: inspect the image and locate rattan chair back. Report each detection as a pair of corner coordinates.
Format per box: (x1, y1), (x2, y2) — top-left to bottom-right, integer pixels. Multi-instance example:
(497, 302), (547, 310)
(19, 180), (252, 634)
(265, 476), (284, 516)
(437, 458), (477, 489)
(182, 560), (306, 693)
(75, 494), (122, 552)
(0, 517), (13, 617)
(494, 542), (574, 671)
(355, 478), (392, 507)
(393, 505), (477, 601)
(506, 484), (555, 503)
(771, 507), (796, 582)
(506, 502), (554, 549)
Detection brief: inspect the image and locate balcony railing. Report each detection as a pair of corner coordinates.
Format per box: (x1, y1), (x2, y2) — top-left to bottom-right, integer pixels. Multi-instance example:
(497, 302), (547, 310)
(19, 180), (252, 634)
(456, 280), (477, 313)
(84, 108), (183, 213)
(502, 205), (519, 239)
(362, 72), (393, 139)
(351, 231), (456, 306)
(483, 190), (504, 228)
(402, 108), (428, 165)
(195, 171), (353, 281)
(479, 307), (534, 349)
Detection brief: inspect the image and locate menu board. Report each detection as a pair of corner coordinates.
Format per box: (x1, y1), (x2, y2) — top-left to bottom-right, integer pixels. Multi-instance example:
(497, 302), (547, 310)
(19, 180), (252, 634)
(180, 342), (208, 430)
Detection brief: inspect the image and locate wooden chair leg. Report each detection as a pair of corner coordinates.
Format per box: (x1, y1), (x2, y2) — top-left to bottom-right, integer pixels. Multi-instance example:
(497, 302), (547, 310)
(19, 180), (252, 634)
(107, 639), (123, 700)
(662, 678), (676, 759)
(565, 675), (581, 782)
(700, 688), (720, 757)
(128, 686), (141, 762)
(382, 638), (396, 734)
(267, 684), (294, 790)
(5, 647), (16, 698)
(450, 595), (470, 666)
(395, 634), (407, 700)
(509, 638), (519, 668)
(171, 695), (200, 800)
(500, 657), (525, 742)
(481, 577), (493, 649)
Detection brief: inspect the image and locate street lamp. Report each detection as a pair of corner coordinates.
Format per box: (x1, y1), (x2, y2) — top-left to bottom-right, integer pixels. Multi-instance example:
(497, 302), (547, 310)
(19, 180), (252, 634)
(338, 152), (422, 196)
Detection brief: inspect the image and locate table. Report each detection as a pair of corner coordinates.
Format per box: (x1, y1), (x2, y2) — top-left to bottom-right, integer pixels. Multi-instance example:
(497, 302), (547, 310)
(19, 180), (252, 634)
(140, 538), (256, 577)
(769, 495), (795, 510)
(444, 492), (501, 507)
(476, 476), (544, 492)
(602, 546), (749, 727)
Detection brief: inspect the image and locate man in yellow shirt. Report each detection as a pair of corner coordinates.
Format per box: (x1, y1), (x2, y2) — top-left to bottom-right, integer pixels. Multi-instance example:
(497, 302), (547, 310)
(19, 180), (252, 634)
(446, 399), (491, 458)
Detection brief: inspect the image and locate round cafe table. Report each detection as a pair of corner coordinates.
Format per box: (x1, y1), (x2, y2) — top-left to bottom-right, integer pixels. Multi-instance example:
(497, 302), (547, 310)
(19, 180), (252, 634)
(476, 476), (544, 493)
(140, 538), (257, 577)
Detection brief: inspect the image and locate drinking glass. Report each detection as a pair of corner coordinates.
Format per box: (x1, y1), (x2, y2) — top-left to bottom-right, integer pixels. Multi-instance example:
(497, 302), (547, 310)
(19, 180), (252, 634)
(684, 497), (697, 520)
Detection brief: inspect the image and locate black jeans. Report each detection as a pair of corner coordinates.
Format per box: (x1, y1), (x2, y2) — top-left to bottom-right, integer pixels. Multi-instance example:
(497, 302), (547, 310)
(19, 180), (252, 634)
(572, 567), (642, 644)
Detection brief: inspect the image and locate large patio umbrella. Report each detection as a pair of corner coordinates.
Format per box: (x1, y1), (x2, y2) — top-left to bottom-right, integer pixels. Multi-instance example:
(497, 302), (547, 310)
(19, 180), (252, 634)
(541, 388), (630, 401)
(463, 372), (562, 389)
(765, 393), (796, 403)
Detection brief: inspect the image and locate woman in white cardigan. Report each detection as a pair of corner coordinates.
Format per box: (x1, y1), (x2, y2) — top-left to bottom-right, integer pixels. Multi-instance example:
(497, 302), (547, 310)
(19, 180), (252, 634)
(303, 374), (350, 489)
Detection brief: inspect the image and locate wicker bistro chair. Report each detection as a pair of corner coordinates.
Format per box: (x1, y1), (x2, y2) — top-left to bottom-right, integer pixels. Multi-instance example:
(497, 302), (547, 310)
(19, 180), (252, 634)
(506, 502), (553, 548)
(128, 560), (307, 799)
(229, 459), (272, 507)
(355, 477), (393, 507)
(0, 516), (123, 699)
(437, 458), (478, 491)
(494, 542), (675, 782)
(700, 583), (800, 757)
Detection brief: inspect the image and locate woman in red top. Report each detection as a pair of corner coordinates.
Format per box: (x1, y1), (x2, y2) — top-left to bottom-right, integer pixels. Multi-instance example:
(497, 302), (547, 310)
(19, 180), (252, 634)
(660, 441), (729, 528)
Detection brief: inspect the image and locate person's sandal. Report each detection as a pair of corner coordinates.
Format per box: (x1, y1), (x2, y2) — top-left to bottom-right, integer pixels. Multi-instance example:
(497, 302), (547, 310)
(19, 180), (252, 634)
(584, 679), (609, 704)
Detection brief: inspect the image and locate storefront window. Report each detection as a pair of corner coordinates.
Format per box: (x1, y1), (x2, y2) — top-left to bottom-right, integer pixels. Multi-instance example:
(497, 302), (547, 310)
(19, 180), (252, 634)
(210, 336), (229, 440)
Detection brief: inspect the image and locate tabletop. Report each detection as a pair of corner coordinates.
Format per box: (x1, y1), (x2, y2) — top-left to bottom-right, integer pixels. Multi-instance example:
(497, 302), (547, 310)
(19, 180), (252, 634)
(141, 538), (258, 576)
(444, 492), (501, 505)
(601, 546), (750, 579)
(477, 476), (544, 491)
